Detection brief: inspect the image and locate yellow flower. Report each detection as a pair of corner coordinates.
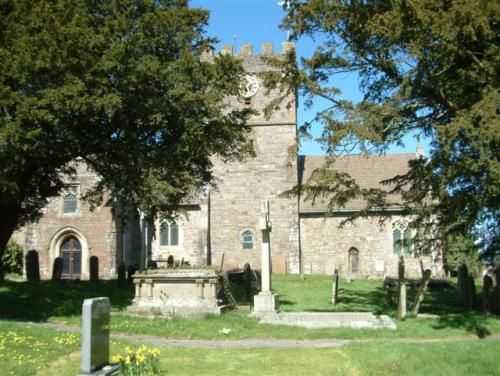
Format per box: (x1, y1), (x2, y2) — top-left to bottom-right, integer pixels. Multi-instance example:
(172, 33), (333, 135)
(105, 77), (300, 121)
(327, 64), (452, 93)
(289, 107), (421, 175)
(125, 346), (132, 354)
(111, 354), (122, 363)
(136, 353), (146, 364)
(124, 355), (131, 366)
(148, 348), (160, 357)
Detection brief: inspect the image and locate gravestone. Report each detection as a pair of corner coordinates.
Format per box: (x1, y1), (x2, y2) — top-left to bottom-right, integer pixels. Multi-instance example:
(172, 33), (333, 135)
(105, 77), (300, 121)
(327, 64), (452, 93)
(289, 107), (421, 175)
(494, 268), (500, 315)
(51, 257), (63, 281)
(465, 275), (476, 308)
(89, 256), (99, 282)
(331, 269), (339, 305)
(117, 263), (126, 288)
(483, 271), (493, 314)
(25, 250), (40, 282)
(243, 263), (253, 302)
(80, 297), (118, 375)
(457, 264), (468, 306)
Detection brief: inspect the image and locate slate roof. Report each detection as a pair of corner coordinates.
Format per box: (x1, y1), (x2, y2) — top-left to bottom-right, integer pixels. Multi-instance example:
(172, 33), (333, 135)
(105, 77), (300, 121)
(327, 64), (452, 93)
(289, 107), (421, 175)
(297, 153), (416, 213)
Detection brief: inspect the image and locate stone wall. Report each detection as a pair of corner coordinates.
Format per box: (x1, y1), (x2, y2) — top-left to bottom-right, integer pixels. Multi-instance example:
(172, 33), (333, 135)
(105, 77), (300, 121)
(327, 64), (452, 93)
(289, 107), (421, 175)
(208, 44), (300, 273)
(11, 162), (126, 280)
(300, 214), (443, 278)
(151, 202), (209, 267)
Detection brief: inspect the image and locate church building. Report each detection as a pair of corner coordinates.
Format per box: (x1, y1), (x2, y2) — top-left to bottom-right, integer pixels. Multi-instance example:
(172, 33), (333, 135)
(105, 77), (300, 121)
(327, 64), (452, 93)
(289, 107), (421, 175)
(11, 43), (442, 280)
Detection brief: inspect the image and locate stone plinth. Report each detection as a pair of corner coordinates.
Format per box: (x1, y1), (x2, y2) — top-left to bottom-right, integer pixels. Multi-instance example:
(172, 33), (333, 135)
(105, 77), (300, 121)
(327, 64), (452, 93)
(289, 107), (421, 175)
(252, 292), (280, 315)
(127, 269), (222, 318)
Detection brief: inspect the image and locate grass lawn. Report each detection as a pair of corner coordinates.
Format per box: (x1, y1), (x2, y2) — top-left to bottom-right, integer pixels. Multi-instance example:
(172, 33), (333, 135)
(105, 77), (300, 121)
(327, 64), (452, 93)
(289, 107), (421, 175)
(1, 320), (499, 376)
(1, 274), (499, 340)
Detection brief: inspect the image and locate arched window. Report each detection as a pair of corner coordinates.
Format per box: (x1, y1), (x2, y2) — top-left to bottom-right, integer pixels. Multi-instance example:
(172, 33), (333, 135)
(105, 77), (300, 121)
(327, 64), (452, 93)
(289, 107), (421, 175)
(160, 221), (179, 246)
(242, 230), (254, 250)
(61, 236), (82, 278)
(348, 248), (359, 274)
(393, 220), (412, 256)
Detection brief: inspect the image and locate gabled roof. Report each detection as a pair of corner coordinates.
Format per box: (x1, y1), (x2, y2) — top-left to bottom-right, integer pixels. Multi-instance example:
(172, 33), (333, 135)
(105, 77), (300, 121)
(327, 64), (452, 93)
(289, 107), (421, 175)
(297, 153), (416, 213)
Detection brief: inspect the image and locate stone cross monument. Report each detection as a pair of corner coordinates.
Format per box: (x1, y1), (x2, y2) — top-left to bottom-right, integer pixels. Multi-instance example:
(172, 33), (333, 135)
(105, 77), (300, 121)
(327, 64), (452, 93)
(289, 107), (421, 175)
(253, 200), (279, 315)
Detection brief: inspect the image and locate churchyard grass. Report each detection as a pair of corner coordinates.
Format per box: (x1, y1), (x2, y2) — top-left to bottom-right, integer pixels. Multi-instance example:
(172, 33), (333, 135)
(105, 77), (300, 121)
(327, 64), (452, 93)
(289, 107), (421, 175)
(1, 319), (499, 376)
(0, 275), (499, 340)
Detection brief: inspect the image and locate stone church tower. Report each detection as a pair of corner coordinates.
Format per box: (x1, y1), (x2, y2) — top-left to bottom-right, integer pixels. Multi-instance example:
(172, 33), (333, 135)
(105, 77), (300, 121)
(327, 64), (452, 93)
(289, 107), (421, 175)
(208, 42), (300, 273)
(150, 42), (300, 273)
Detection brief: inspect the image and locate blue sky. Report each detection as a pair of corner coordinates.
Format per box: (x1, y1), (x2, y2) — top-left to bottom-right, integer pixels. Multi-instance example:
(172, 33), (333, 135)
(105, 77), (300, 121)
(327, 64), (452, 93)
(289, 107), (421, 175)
(191, 0), (423, 156)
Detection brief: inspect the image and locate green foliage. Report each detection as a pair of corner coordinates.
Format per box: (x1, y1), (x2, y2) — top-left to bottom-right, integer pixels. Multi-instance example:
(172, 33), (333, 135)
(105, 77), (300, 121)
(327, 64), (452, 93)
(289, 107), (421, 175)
(1, 241), (23, 274)
(0, 0), (254, 254)
(445, 234), (482, 275)
(277, 0), (499, 254)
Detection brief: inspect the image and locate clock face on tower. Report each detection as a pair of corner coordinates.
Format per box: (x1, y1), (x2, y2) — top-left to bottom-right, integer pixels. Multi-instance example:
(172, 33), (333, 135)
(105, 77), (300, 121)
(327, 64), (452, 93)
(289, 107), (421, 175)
(239, 75), (259, 98)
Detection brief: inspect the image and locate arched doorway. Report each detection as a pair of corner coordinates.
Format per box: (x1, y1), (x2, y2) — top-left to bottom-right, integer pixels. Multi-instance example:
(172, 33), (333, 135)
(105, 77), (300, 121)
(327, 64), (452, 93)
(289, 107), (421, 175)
(348, 248), (360, 275)
(61, 236), (82, 279)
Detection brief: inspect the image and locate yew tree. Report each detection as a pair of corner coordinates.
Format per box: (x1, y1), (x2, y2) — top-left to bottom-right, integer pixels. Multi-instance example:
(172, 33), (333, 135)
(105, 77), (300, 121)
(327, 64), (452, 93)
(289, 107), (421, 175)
(280, 0), (499, 254)
(0, 0), (253, 269)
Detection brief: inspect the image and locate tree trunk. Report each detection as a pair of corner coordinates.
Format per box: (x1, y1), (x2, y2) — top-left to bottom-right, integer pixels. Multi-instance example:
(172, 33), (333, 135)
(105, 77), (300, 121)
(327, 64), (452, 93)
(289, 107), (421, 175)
(0, 205), (20, 282)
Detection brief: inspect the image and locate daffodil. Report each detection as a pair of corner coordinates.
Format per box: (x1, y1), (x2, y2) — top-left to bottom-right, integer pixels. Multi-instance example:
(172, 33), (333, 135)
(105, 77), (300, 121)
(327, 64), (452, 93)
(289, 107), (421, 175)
(124, 355), (131, 366)
(111, 354), (122, 363)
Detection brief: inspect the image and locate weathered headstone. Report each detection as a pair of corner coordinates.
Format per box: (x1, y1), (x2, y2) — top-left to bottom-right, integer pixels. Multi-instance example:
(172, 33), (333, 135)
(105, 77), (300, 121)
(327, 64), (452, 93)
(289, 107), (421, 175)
(253, 200), (279, 315)
(117, 262), (126, 288)
(494, 268), (500, 315)
(80, 297), (118, 375)
(457, 264), (468, 306)
(465, 275), (476, 308)
(90, 256), (99, 282)
(25, 250), (40, 282)
(482, 271), (493, 314)
(412, 269), (431, 315)
(52, 257), (63, 281)
(243, 263), (253, 302)
(397, 258), (406, 321)
(167, 255), (174, 268)
(331, 269), (339, 305)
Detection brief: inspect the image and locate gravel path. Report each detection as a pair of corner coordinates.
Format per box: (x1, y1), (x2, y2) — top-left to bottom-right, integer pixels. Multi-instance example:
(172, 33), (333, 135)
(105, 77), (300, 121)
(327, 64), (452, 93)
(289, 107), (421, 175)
(25, 321), (500, 349)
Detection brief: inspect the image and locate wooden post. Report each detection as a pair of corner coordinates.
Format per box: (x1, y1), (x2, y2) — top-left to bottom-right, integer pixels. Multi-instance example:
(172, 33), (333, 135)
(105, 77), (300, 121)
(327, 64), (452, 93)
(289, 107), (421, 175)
(495, 269), (500, 315)
(412, 269), (431, 315)
(397, 258), (406, 321)
(331, 269), (339, 305)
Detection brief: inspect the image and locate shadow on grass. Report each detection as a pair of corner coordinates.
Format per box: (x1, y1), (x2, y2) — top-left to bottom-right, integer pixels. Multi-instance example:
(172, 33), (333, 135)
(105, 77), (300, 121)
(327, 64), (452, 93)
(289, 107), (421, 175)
(0, 280), (134, 321)
(433, 312), (492, 338)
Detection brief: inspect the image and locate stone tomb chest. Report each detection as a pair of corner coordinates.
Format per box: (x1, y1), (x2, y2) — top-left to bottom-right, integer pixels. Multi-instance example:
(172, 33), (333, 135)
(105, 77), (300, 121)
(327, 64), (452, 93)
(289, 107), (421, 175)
(127, 269), (223, 318)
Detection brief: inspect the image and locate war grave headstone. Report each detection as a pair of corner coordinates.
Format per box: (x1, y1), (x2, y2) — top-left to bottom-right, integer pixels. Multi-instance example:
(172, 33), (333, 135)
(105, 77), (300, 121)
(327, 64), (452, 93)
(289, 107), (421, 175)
(79, 297), (118, 375)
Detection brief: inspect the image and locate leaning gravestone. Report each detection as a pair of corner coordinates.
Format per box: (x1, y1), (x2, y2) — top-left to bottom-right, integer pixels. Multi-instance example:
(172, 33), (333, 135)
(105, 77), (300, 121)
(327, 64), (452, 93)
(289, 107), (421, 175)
(52, 257), (63, 281)
(79, 297), (118, 375)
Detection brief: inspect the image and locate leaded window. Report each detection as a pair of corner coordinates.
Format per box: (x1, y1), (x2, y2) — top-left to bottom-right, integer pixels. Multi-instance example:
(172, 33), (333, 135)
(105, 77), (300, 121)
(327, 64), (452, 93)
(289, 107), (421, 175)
(242, 230), (254, 250)
(160, 221), (179, 246)
(393, 220), (412, 256)
(62, 186), (78, 214)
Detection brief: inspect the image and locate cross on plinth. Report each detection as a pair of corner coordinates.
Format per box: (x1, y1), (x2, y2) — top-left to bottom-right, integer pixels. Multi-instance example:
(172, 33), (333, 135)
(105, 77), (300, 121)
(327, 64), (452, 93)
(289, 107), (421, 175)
(252, 200), (279, 316)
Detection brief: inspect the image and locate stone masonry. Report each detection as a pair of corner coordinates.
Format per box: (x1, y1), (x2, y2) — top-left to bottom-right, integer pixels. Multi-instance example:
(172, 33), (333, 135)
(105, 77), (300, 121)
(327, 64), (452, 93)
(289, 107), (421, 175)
(11, 42), (442, 279)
